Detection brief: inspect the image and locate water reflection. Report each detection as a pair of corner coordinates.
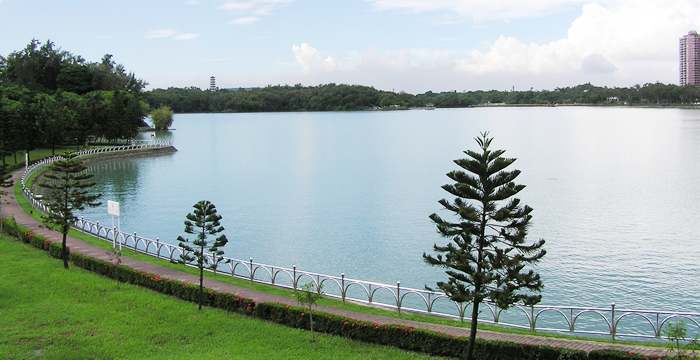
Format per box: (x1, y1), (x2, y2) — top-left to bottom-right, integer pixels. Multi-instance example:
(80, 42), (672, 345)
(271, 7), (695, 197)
(77, 109), (700, 323)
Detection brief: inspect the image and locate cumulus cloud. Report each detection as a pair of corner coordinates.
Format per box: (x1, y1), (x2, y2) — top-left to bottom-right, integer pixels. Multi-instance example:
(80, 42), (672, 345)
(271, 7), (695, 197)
(145, 29), (178, 39)
(581, 54), (617, 73)
(229, 16), (260, 25)
(284, 0), (700, 92)
(173, 33), (200, 40)
(359, 1), (698, 87)
(292, 43), (338, 74)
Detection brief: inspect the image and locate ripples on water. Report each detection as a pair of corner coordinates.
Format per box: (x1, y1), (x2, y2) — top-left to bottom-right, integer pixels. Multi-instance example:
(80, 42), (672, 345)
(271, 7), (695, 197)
(80, 108), (700, 322)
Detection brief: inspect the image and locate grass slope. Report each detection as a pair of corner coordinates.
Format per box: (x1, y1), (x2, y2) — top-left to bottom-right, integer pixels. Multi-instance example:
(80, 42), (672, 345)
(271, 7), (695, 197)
(0, 235), (438, 360)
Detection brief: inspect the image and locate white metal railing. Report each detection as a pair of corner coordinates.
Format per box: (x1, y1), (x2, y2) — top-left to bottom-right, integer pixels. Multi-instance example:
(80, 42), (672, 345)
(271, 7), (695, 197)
(67, 217), (700, 341)
(21, 143), (174, 213)
(18, 143), (700, 341)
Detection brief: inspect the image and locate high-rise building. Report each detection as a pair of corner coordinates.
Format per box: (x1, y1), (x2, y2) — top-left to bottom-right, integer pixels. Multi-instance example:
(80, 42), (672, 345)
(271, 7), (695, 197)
(680, 31), (699, 86)
(209, 76), (217, 91)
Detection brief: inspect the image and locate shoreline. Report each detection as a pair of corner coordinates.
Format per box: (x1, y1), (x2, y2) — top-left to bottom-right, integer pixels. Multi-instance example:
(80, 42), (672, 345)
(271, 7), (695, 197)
(164, 103), (700, 115)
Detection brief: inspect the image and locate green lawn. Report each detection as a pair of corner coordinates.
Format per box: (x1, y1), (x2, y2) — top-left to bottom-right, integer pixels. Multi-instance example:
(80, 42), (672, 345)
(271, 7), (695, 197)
(3, 147), (77, 167)
(0, 235), (439, 360)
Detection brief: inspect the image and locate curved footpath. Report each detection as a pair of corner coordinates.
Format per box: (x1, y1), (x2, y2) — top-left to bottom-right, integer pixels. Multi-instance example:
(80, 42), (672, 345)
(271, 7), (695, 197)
(0, 168), (669, 357)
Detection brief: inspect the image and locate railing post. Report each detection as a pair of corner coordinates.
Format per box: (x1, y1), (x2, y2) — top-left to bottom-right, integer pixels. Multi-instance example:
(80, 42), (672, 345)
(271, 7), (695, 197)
(112, 227), (117, 249)
(133, 232), (137, 253)
(156, 238), (160, 259)
(250, 258), (254, 285)
(292, 265), (297, 289)
(656, 313), (661, 338)
(611, 302), (616, 342)
(341, 273), (345, 304)
(397, 281), (401, 316)
(570, 308), (575, 332)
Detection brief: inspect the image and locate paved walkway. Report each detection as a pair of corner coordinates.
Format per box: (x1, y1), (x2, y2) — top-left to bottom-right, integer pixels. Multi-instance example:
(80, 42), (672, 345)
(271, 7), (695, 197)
(1, 168), (670, 357)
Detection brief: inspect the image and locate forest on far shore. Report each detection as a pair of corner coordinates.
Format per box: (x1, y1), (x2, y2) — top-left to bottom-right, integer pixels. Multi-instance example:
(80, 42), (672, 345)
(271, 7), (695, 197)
(144, 82), (700, 113)
(2, 38), (700, 164)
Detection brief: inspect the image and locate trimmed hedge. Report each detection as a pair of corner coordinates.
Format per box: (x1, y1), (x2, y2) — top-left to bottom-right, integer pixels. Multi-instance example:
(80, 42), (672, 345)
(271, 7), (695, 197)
(255, 302), (591, 360)
(587, 349), (656, 360)
(2, 217), (64, 258)
(69, 252), (256, 313)
(0, 217), (672, 360)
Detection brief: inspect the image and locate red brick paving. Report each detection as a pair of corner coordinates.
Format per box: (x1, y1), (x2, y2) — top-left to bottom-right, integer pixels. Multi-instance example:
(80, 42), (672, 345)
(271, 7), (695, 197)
(1, 169), (670, 357)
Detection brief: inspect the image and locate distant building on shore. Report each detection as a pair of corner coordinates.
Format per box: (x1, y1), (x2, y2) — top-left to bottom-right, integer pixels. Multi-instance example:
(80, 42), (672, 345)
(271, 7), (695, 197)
(680, 31), (699, 86)
(209, 76), (217, 91)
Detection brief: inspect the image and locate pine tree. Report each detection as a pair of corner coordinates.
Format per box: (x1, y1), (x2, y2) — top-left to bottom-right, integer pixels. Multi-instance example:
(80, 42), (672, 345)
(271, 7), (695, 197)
(424, 132), (546, 360)
(177, 200), (228, 311)
(39, 151), (101, 269)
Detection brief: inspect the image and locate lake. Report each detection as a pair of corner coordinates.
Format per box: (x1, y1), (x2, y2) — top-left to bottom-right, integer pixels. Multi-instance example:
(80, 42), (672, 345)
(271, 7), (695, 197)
(79, 107), (700, 317)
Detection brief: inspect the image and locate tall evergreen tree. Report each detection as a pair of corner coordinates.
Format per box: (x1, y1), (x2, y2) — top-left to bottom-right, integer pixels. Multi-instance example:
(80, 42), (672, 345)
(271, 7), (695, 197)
(424, 132), (546, 360)
(177, 200), (228, 311)
(0, 163), (12, 192)
(39, 151), (102, 269)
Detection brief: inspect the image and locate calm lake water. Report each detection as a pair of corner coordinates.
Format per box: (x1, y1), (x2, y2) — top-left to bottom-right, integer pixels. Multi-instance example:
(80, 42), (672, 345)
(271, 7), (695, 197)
(79, 107), (700, 317)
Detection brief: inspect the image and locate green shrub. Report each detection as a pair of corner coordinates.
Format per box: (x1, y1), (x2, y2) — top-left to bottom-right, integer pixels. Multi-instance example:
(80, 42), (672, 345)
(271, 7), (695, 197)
(253, 302), (591, 360)
(587, 349), (648, 360)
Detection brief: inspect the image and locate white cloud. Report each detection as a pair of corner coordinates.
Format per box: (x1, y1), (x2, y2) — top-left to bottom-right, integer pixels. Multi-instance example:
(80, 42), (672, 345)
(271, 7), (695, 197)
(292, 43), (338, 74)
(219, 0), (294, 16)
(185, 0), (199, 4)
(581, 54), (617, 73)
(145, 29), (178, 39)
(229, 17), (260, 25)
(145, 29), (200, 41)
(173, 33), (200, 40)
(366, 0), (586, 21)
(285, 0), (700, 92)
(354, 1), (698, 87)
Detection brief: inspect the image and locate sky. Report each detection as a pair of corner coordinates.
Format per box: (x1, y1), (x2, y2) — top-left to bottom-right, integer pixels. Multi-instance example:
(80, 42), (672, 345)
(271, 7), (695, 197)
(1, 0), (699, 94)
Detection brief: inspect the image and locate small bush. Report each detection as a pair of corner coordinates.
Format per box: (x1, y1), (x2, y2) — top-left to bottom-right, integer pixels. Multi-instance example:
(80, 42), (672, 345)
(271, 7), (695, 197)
(587, 349), (649, 360)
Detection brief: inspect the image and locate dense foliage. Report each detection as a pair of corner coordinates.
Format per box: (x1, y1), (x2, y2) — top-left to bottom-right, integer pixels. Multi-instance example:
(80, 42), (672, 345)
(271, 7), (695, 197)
(0, 40), (149, 164)
(145, 82), (700, 113)
(149, 105), (174, 129)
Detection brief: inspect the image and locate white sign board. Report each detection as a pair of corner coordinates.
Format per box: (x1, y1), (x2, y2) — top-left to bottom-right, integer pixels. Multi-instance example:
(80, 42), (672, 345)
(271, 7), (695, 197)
(107, 200), (120, 216)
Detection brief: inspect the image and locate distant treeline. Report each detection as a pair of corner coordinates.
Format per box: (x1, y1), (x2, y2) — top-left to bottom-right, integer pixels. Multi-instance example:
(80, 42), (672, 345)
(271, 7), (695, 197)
(145, 82), (700, 113)
(0, 40), (148, 163)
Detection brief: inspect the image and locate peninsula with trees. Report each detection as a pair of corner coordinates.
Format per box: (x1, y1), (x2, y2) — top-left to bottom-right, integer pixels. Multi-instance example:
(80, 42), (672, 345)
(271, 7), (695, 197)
(145, 82), (700, 113)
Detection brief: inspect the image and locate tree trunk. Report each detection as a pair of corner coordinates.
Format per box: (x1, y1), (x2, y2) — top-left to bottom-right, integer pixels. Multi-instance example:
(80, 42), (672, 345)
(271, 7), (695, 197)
(465, 300), (480, 360)
(198, 266), (204, 311)
(61, 230), (69, 269)
(309, 304), (315, 343)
